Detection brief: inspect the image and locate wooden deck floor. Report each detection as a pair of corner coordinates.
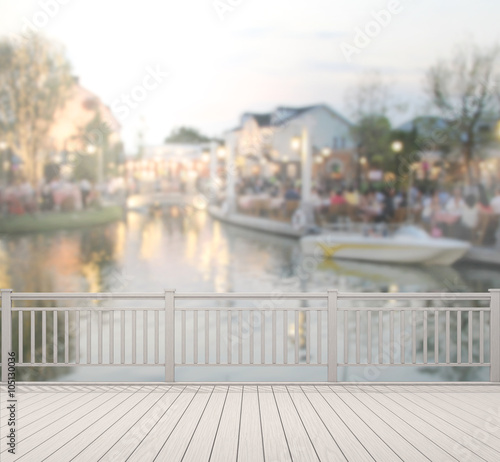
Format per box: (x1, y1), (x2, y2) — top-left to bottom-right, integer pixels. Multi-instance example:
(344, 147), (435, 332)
(2, 384), (500, 461)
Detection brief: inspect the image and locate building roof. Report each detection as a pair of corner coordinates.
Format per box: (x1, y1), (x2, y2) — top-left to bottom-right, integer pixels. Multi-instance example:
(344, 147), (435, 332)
(227, 104), (352, 135)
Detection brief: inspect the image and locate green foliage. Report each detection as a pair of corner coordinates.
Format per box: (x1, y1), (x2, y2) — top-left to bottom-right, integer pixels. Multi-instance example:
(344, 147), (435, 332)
(425, 42), (500, 183)
(0, 33), (72, 184)
(165, 126), (211, 143)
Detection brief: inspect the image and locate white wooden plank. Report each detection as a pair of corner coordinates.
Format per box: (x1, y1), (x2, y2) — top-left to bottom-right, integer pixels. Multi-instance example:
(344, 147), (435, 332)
(367, 391), (483, 461)
(258, 386), (291, 462)
(8, 392), (132, 460)
(210, 386), (243, 461)
(44, 391), (152, 461)
(0, 392), (88, 433)
(429, 392), (500, 425)
(99, 386), (185, 461)
(344, 388), (454, 461)
(313, 386), (400, 461)
(151, 386), (214, 462)
(237, 386), (264, 461)
(390, 393), (500, 458)
(183, 386), (228, 461)
(287, 386), (347, 461)
(415, 392), (500, 440)
(302, 387), (373, 461)
(71, 391), (167, 462)
(273, 386), (320, 462)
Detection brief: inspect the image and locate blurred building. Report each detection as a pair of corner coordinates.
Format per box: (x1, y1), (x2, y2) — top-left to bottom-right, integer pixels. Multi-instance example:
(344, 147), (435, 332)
(47, 78), (121, 153)
(224, 105), (356, 186)
(125, 142), (214, 191)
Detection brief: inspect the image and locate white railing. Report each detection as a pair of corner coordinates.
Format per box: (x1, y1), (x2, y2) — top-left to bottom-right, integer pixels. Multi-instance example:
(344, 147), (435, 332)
(1, 289), (499, 382)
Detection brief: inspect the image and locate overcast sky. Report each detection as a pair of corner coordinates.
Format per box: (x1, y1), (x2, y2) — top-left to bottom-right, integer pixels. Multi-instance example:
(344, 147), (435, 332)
(1, 0), (499, 152)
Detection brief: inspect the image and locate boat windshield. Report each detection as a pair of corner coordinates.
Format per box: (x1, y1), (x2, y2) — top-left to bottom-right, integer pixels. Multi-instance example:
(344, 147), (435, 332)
(393, 226), (430, 240)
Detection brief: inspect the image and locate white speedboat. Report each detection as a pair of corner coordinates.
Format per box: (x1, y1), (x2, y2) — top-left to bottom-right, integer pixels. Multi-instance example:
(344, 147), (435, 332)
(300, 226), (471, 265)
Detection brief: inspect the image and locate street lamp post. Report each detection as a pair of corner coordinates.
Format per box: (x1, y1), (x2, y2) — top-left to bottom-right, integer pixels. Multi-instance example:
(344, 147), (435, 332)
(391, 140), (403, 189)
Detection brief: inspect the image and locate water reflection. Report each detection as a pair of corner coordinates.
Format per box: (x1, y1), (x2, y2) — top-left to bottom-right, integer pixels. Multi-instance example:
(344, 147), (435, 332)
(0, 209), (498, 382)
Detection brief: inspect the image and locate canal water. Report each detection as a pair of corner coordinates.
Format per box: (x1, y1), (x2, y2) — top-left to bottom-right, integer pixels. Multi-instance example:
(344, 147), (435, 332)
(1, 208), (499, 382)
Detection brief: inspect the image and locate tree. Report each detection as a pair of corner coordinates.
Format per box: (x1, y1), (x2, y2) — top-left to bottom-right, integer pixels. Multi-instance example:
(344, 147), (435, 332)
(164, 126), (211, 143)
(426, 42), (500, 184)
(345, 72), (402, 181)
(0, 33), (72, 185)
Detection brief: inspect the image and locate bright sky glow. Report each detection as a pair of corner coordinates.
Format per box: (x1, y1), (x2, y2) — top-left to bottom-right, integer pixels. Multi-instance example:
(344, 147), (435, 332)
(1, 0), (498, 152)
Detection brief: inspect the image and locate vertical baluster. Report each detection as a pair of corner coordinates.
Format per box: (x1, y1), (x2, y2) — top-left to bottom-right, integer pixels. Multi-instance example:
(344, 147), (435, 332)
(227, 310), (232, 364)
(155, 310), (159, 364)
(250, 311), (254, 364)
(238, 311), (242, 364)
(18, 311), (23, 364)
(480, 310), (484, 364)
(272, 310), (277, 365)
(205, 311), (209, 365)
(87, 310), (91, 364)
(76, 311), (80, 364)
(457, 311), (461, 364)
(423, 310), (428, 364)
(327, 290), (338, 382)
(121, 310), (125, 364)
(262, 311), (266, 365)
(317, 311), (321, 365)
(435, 310), (439, 364)
(378, 311), (383, 364)
(356, 311), (360, 364)
(194, 311), (198, 365)
(216, 311), (220, 365)
(110, 311), (115, 364)
(412, 311), (416, 364)
(468, 310), (473, 364)
(446, 310), (450, 364)
(98, 310), (103, 364)
(65, 311), (69, 364)
(344, 311), (348, 364)
(306, 311), (310, 365)
(367, 311), (372, 364)
(132, 310), (136, 364)
(53, 311), (57, 364)
(295, 311), (299, 364)
(42, 310), (46, 364)
(400, 310), (405, 364)
(182, 310), (186, 364)
(143, 311), (148, 364)
(283, 311), (288, 365)
(31, 311), (35, 364)
(390, 311), (394, 364)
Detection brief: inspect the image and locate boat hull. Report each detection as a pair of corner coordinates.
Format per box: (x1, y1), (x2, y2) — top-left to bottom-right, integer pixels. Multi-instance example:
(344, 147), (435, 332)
(300, 233), (470, 265)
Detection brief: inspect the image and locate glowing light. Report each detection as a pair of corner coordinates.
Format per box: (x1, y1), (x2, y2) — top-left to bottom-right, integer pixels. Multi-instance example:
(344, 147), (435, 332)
(391, 140), (403, 153)
(217, 147), (226, 159)
(322, 147), (330, 156)
(359, 156), (367, 165)
(291, 137), (301, 151)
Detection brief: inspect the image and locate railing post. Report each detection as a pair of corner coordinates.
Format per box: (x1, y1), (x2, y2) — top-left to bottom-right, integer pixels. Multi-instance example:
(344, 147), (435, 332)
(164, 289), (175, 382)
(1, 289), (13, 383)
(490, 289), (500, 382)
(327, 289), (338, 382)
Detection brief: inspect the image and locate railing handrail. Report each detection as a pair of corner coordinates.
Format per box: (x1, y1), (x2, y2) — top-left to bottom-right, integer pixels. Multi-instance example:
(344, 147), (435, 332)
(1, 289), (499, 384)
(4, 291), (492, 301)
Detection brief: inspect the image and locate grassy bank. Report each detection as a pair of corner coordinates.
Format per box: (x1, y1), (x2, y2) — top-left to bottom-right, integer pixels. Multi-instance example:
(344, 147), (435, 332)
(0, 206), (123, 234)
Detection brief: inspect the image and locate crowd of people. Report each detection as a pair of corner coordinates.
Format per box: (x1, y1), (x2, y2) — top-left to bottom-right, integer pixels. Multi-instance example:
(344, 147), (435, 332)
(0, 176), (128, 215)
(233, 175), (500, 244)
